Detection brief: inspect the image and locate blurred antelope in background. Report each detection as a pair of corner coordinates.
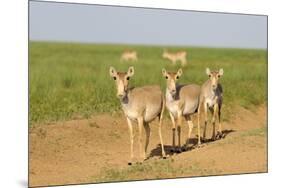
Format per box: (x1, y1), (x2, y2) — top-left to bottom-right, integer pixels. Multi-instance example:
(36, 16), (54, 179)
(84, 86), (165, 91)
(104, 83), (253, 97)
(162, 68), (201, 153)
(120, 50), (138, 62)
(109, 66), (166, 165)
(197, 68), (224, 143)
(162, 49), (187, 66)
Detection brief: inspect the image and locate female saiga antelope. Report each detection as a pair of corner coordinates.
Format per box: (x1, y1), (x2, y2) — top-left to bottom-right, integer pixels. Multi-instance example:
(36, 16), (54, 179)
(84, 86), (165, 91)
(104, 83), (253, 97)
(197, 68), (223, 143)
(162, 68), (201, 153)
(109, 66), (166, 165)
(120, 50), (138, 62)
(162, 50), (187, 66)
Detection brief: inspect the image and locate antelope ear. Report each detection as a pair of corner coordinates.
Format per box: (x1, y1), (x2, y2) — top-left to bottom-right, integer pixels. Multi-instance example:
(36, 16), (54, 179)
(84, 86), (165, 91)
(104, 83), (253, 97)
(109, 66), (117, 77)
(127, 66), (134, 77)
(206, 68), (211, 76)
(219, 68), (224, 76)
(162, 68), (167, 77)
(177, 68), (183, 77)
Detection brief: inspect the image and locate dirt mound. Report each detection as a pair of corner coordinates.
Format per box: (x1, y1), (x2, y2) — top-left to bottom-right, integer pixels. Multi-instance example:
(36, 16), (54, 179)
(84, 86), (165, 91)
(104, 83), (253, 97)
(29, 106), (267, 187)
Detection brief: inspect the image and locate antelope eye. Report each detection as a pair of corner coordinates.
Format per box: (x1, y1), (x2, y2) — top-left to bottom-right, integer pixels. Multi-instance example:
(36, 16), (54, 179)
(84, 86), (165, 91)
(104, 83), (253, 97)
(176, 76), (179, 79)
(126, 77), (130, 80)
(165, 76), (168, 79)
(208, 75), (211, 78)
(113, 77), (116, 80)
(218, 75), (220, 78)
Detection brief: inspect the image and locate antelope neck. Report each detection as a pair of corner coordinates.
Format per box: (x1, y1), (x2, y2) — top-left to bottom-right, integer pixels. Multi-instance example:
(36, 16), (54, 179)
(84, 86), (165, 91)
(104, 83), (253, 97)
(165, 88), (176, 102)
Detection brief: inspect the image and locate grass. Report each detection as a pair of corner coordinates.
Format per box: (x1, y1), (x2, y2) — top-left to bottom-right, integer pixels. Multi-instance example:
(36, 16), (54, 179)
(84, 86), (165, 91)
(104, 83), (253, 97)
(29, 41), (267, 125)
(92, 159), (221, 182)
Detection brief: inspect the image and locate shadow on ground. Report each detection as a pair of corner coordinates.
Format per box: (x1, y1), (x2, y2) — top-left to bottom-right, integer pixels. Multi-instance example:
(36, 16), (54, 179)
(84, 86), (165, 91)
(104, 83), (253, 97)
(148, 129), (235, 158)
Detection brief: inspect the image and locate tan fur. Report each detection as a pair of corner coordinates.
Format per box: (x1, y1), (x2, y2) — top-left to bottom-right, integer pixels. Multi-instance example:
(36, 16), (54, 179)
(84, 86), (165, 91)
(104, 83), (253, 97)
(162, 50), (187, 66)
(120, 50), (138, 62)
(162, 68), (201, 152)
(109, 66), (166, 164)
(197, 68), (224, 145)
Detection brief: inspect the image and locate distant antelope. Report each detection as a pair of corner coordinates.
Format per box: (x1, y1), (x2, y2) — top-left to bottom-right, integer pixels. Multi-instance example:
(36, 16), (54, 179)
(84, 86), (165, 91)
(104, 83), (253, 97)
(109, 66), (166, 165)
(162, 50), (187, 66)
(197, 68), (223, 143)
(162, 68), (201, 153)
(120, 50), (138, 62)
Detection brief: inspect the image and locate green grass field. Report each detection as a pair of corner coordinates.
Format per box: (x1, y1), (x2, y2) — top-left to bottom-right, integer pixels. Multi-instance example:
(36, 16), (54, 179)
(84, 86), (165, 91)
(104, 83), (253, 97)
(29, 41), (267, 125)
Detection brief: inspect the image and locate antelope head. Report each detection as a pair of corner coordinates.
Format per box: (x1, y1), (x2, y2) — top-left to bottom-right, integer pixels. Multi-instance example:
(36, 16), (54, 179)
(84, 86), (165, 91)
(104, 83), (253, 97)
(109, 66), (135, 99)
(206, 68), (224, 90)
(162, 68), (182, 97)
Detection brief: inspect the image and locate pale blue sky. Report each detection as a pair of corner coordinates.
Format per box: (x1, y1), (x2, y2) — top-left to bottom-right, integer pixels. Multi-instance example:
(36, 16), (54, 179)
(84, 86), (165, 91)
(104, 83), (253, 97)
(29, 1), (267, 49)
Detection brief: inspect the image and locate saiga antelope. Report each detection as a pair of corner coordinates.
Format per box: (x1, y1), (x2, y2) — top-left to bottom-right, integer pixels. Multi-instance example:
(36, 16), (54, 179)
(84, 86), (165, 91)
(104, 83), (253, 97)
(162, 50), (187, 66)
(109, 66), (166, 165)
(197, 68), (223, 143)
(162, 68), (201, 153)
(120, 50), (138, 62)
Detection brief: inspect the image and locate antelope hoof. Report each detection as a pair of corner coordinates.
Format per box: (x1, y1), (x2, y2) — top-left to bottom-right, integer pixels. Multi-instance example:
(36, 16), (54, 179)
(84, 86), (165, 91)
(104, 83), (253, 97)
(162, 155), (167, 159)
(128, 162), (132, 166)
(216, 132), (223, 139)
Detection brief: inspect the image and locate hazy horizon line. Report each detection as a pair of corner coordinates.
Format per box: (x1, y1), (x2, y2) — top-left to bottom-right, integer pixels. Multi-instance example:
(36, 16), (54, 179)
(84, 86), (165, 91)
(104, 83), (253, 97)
(29, 39), (267, 50)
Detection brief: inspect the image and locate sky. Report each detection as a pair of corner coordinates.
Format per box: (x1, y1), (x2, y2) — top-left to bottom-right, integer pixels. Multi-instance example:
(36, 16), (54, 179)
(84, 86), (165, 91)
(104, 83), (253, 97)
(29, 1), (267, 49)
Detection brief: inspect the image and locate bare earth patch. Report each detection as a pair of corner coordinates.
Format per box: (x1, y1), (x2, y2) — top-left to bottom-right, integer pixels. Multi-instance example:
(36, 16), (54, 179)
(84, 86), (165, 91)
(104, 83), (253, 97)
(29, 106), (267, 187)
